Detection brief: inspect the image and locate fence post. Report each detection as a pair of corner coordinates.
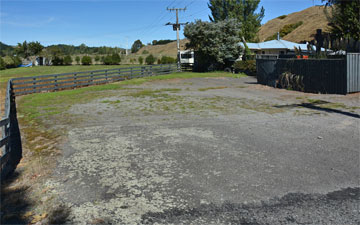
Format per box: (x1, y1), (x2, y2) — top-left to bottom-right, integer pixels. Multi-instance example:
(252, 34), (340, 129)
(1, 83), (22, 179)
(90, 72), (94, 85)
(130, 68), (133, 79)
(33, 77), (36, 93)
(105, 70), (108, 81)
(74, 73), (77, 88)
(54, 75), (58, 91)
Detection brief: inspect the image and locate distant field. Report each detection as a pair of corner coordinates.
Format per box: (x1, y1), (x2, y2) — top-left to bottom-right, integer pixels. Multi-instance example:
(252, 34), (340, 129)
(0, 65), (134, 83)
(0, 65), (134, 113)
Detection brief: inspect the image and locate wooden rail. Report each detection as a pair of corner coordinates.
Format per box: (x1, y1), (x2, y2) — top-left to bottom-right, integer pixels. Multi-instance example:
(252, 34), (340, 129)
(11, 64), (178, 96)
(1, 64), (179, 179)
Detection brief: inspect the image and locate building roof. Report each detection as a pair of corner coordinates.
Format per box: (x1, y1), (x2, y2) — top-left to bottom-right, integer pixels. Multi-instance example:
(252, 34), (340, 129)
(239, 39), (309, 50)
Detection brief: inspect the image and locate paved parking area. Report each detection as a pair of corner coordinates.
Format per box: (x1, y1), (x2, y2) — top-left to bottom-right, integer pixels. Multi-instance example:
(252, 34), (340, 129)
(43, 76), (359, 224)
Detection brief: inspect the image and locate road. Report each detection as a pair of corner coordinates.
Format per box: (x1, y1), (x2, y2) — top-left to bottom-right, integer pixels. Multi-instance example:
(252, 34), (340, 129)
(42, 76), (359, 224)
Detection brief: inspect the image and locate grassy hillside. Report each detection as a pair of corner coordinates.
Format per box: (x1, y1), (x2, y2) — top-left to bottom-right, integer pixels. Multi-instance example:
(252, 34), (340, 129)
(258, 6), (331, 43)
(130, 39), (190, 60)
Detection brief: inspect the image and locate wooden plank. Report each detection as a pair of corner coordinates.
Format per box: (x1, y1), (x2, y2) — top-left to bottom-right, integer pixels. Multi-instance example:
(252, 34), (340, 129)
(0, 151), (10, 167)
(0, 118), (9, 127)
(0, 136), (9, 148)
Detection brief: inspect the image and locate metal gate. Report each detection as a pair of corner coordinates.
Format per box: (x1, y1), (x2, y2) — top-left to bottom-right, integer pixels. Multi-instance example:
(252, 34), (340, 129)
(347, 53), (360, 93)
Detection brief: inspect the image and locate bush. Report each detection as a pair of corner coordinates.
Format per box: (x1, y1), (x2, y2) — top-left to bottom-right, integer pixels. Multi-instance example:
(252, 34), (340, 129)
(233, 60), (256, 76)
(142, 50), (149, 54)
(160, 56), (176, 64)
(63, 55), (73, 65)
(138, 56), (143, 65)
(278, 15), (287, 19)
(277, 72), (304, 91)
(95, 55), (100, 62)
(145, 54), (156, 65)
(81, 56), (92, 65)
(103, 55), (112, 65)
(0, 57), (6, 70)
(2, 56), (22, 68)
(75, 56), (80, 64)
(111, 53), (121, 64)
(52, 56), (64, 66)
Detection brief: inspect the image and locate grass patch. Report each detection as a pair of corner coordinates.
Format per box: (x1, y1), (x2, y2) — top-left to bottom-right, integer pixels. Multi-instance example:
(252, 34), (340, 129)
(198, 86), (228, 91)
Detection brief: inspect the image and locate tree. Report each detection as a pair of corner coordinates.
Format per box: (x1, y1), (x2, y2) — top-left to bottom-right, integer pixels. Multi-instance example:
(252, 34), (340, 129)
(63, 55), (73, 65)
(145, 54), (156, 65)
(323, 0), (360, 43)
(208, 0), (264, 41)
(75, 56), (80, 64)
(184, 19), (243, 71)
(138, 56), (144, 65)
(131, 40), (144, 53)
(28, 41), (44, 56)
(111, 53), (121, 64)
(81, 56), (92, 65)
(15, 41), (30, 58)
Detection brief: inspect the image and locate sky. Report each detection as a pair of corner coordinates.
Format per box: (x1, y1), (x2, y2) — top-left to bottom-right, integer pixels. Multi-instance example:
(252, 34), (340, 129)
(0, 0), (323, 48)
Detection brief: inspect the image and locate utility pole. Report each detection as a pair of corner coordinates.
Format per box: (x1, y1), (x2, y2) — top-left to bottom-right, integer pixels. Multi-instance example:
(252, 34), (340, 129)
(166, 7), (187, 71)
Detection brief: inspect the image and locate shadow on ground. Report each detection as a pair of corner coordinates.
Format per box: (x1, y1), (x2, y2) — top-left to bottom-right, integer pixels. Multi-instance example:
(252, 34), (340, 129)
(1, 171), (30, 224)
(275, 102), (360, 119)
(1, 171), (70, 224)
(141, 187), (360, 224)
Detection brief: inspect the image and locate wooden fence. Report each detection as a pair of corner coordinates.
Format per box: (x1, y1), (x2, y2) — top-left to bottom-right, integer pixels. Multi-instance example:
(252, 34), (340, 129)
(256, 54), (359, 94)
(11, 64), (178, 96)
(1, 64), (178, 179)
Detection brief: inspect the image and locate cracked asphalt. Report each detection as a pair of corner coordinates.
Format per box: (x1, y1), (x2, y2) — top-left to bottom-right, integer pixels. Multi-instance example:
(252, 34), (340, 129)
(43, 76), (359, 224)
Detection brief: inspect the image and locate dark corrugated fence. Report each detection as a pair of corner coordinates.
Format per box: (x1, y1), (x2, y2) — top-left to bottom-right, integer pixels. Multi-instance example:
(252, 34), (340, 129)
(256, 57), (353, 94)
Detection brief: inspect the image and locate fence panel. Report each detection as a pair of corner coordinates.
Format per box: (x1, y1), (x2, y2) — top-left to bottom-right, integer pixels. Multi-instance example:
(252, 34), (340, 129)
(256, 58), (348, 94)
(347, 53), (360, 93)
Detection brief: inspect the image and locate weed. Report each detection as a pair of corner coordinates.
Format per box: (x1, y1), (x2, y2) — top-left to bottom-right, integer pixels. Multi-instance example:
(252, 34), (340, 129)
(198, 86), (228, 91)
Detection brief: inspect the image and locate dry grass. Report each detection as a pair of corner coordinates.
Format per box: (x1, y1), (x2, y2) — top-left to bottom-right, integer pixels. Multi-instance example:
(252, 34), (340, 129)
(258, 6), (331, 43)
(131, 39), (189, 59)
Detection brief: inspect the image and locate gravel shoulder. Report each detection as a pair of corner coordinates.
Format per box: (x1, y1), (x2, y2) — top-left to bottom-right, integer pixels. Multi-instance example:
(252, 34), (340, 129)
(29, 76), (359, 224)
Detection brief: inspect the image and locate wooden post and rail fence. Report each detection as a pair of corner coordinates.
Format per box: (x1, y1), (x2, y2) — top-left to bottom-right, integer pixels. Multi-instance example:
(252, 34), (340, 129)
(1, 64), (178, 179)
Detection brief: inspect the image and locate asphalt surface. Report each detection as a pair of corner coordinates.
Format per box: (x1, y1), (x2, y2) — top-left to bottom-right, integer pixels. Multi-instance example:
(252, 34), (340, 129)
(42, 76), (359, 224)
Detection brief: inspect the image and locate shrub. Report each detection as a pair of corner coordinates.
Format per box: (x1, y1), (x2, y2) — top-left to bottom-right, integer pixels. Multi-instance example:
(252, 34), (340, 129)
(277, 72), (304, 91)
(95, 55), (100, 62)
(142, 50), (149, 54)
(3, 56), (22, 68)
(103, 55), (113, 65)
(81, 56), (92, 65)
(233, 60), (256, 76)
(138, 56), (144, 65)
(12, 56), (22, 67)
(157, 59), (161, 64)
(75, 56), (80, 64)
(160, 56), (176, 64)
(278, 15), (287, 19)
(63, 55), (73, 65)
(0, 57), (5, 70)
(145, 54), (156, 65)
(111, 53), (121, 64)
(52, 56), (64, 66)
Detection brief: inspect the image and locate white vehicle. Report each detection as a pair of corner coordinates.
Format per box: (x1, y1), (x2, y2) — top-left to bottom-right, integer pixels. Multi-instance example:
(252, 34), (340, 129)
(179, 50), (194, 65)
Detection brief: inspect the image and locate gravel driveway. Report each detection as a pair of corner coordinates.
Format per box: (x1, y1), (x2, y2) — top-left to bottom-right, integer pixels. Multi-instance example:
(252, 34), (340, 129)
(42, 76), (359, 224)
